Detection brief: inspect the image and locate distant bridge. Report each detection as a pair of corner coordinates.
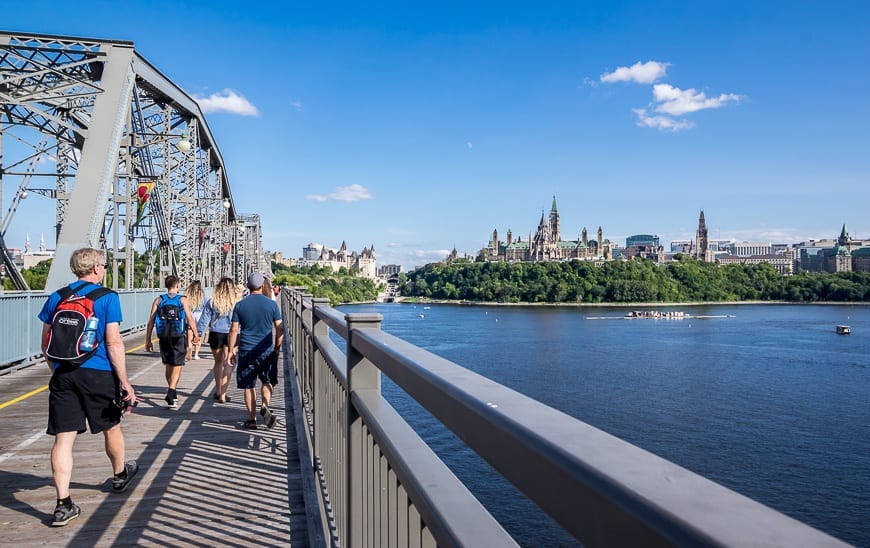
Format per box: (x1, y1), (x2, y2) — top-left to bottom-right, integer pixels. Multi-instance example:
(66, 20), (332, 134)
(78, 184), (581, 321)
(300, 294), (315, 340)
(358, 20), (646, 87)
(0, 31), (268, 292)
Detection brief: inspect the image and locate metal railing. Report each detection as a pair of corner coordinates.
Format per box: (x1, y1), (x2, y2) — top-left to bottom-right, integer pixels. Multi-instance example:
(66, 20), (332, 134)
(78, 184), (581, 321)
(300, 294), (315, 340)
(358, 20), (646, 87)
(283, 288), (847, 547)
(0, 288), (161, 374)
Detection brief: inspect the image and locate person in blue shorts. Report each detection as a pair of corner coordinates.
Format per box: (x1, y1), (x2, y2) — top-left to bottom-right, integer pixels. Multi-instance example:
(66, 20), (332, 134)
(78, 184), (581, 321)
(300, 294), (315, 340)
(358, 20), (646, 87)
(38, 247), (139, 527)
(227, 271), (283, 429)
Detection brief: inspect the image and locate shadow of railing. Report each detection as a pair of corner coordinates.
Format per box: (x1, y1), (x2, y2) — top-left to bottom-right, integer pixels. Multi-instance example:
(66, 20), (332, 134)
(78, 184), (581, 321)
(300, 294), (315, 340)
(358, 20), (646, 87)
(59, 369), (305, 546)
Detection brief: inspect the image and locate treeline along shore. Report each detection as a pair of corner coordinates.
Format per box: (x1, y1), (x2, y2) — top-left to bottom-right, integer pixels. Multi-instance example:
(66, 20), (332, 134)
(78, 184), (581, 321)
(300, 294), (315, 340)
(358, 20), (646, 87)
(12, 257), (867, 306)
(399, 257), (870, 304)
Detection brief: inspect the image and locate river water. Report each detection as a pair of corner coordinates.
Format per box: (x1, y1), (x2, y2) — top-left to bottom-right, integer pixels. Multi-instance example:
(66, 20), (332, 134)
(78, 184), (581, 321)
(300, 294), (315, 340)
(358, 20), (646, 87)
(337, 302), (870, 546)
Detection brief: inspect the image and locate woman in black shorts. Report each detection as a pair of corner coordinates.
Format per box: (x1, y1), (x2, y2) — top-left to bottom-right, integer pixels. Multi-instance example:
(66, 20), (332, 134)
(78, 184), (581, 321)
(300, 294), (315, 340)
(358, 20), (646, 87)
(196, 277), (241, 403)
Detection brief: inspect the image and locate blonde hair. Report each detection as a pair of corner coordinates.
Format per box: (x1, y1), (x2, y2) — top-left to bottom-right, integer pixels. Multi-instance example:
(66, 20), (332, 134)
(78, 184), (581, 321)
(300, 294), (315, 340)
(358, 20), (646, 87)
(186, 280), (204, 309)
(69, 248), (105, 278)
(210, 277), (239, 316)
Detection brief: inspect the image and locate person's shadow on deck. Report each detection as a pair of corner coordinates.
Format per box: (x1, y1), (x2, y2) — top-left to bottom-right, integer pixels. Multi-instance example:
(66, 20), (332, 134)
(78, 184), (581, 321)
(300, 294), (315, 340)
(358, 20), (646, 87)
(0, 469), (96, 525)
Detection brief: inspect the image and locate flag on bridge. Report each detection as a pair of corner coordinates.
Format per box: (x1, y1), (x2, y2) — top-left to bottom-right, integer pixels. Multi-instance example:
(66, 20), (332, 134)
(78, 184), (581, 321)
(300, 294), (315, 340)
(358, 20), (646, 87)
(135, 181), (156, 225)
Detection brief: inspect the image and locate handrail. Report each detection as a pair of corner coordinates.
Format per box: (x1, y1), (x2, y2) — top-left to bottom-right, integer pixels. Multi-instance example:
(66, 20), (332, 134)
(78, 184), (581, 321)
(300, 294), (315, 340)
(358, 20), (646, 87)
(285, 288), (847, 547)
(0, 288), (161, 374)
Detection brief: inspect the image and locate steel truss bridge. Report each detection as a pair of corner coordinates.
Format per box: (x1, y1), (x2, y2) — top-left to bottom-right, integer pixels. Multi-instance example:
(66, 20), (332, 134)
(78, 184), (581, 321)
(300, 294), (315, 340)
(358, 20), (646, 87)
(0, 31), (269, 291)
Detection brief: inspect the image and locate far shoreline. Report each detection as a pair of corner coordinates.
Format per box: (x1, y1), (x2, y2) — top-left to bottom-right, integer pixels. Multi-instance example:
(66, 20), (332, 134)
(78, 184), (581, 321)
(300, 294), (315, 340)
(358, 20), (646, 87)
(389, 298), (870, 308)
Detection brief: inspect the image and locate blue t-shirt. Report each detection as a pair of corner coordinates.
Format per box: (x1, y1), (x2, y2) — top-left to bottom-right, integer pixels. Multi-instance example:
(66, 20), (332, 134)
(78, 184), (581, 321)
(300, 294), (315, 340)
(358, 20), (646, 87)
(231, 294), (281, 357)
(38, 281), (123, 371)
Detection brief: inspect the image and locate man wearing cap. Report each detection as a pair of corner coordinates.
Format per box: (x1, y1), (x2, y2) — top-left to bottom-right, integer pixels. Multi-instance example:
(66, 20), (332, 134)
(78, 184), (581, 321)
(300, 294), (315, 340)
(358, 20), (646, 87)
(227, 272), (284, 429)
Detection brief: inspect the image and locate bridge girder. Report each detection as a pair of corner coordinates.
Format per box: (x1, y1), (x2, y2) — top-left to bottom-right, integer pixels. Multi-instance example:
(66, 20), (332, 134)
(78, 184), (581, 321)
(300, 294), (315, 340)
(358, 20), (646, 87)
(0, 31), (267, 291)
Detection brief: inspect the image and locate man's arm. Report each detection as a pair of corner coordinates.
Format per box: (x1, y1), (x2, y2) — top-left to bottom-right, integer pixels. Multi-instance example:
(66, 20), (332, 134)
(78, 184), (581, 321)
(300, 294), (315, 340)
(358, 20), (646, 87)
(227, 321), (240, 362)
(105, 321), (137, 406)
(41, 323), (54, 373)
(144, 297), (159, 352)
(181, 296), (200, 342)
(274, 319), (284, 353)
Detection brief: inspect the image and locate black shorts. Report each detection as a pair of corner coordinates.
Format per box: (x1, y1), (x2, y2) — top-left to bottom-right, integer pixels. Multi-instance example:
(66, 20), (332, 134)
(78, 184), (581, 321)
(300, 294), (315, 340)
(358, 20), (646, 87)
(236, 350), (278, 389)
(48, 367), (121, 435)
(208, 331), (229, 350)
(158, 335), (187, 366)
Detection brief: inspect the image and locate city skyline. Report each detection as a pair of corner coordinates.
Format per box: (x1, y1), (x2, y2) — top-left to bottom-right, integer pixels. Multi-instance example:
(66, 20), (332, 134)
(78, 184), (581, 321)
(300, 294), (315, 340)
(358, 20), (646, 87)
(3, 1), (868, 271)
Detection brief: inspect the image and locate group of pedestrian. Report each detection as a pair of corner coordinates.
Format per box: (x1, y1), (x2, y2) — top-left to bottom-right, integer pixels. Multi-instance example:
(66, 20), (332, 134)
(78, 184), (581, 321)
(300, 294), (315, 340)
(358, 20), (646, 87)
(39, 247), (283, 527)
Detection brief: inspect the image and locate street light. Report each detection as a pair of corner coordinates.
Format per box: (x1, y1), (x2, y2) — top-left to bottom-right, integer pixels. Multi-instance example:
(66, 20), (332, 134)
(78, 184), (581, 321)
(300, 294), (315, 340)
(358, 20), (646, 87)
(176, 131), (191, 153)
(222, 198), (231, 209)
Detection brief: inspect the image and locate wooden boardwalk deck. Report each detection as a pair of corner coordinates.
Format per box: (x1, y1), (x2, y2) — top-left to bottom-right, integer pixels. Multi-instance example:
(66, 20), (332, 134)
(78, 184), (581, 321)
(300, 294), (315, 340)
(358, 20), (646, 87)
(0, 332), (310, 547)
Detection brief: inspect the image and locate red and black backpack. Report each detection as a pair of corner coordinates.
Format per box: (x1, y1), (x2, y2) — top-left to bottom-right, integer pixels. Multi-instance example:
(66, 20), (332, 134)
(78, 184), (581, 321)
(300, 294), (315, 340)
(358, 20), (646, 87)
(44, 281), (114, 366)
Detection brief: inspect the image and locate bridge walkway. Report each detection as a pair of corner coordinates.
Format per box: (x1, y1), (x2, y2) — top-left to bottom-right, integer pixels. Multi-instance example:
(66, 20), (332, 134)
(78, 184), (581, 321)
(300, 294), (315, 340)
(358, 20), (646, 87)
(0, 332), (309, 547)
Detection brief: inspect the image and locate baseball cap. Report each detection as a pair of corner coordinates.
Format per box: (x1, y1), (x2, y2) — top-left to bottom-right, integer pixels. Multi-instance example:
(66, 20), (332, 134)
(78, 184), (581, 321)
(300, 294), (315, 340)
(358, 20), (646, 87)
(247, 271), (265, 290)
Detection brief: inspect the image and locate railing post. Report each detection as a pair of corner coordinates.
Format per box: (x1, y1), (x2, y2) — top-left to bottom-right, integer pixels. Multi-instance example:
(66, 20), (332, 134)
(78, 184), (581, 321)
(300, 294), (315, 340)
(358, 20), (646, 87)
(290, 288), (300, 365)
(346, 313), (383, 548)
(310, 297), (330, 454)
(300, 292), (314, 400)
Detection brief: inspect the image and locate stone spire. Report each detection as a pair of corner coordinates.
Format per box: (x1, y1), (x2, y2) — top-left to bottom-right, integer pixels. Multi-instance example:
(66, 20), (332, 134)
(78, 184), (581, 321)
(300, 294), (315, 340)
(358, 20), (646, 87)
(695, 210), (709, 261)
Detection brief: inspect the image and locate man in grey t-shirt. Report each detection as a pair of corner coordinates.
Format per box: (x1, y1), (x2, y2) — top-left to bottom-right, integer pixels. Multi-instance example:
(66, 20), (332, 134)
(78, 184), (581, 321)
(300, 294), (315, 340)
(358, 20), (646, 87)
(228, 272), (283, 429)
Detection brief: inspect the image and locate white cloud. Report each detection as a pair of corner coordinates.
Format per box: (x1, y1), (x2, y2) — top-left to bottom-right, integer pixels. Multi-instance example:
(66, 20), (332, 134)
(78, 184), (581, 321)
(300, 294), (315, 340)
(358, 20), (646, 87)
(467, 142), (473, 149)
(600, 61), (670, 84)
(652, 84), (743, 116)
(633, 108), (694, 132)
(290, 100), (303, 112)
(305, 184), (374, 202)
(373, 244), (454, 271)
(413, 249), (451, 259)
(193, 89), (260, 116)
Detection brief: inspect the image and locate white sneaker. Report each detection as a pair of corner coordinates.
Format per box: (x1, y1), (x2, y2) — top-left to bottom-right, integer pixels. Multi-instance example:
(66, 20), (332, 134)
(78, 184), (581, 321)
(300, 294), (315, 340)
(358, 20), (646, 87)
(193, 354), (200, 360)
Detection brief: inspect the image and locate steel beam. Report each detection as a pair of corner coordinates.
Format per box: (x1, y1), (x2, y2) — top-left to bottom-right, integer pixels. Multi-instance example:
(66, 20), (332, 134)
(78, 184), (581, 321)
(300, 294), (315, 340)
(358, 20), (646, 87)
(1, 31), (265, 292)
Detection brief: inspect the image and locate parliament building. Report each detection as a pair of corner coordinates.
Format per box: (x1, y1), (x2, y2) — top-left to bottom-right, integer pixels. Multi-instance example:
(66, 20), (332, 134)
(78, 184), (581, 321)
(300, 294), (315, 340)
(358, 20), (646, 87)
(481, 197), (611, 263)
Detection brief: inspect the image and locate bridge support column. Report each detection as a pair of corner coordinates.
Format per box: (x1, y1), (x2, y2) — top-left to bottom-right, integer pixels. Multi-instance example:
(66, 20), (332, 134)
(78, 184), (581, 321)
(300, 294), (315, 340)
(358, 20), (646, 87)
(46, 43), (135, 291)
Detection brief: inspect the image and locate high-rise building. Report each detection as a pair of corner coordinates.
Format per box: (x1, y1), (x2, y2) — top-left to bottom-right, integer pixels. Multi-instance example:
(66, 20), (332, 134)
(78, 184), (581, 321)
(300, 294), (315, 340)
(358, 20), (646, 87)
(670, 240), (692, 253)
(626, 234), (660, 248)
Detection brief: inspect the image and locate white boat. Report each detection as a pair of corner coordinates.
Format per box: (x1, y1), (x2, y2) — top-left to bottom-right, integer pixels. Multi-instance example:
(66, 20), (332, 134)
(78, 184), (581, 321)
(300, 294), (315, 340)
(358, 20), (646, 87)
(626, 310), (690, 319)
(836, 325), (851, 335)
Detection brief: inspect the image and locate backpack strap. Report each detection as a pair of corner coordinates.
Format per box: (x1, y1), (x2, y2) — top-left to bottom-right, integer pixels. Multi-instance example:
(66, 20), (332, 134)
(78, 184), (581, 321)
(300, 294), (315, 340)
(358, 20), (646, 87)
(55, 280), (89, 301)
(82, 286), (113, 303)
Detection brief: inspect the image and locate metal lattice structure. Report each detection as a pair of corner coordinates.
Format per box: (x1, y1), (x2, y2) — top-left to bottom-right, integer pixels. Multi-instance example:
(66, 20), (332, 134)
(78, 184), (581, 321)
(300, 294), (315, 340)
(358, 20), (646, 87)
(0, 31), (266, 291)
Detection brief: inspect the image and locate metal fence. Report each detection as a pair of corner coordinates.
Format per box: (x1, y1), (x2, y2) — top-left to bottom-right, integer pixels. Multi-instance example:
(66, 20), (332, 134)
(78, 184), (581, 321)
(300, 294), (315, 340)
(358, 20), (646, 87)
(283, 287), (848, 547)
(0, 288), (161, 374)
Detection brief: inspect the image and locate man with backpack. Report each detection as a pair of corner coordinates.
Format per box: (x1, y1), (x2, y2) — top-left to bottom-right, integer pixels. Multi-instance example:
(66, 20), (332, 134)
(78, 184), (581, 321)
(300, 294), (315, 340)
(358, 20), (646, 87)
(145, 275), (201, 408)
(38, 247), (139, 527)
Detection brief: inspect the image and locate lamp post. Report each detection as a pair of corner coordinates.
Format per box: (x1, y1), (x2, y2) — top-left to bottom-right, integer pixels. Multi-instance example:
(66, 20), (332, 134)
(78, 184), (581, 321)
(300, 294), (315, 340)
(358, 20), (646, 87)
(176, 132), (191, 153)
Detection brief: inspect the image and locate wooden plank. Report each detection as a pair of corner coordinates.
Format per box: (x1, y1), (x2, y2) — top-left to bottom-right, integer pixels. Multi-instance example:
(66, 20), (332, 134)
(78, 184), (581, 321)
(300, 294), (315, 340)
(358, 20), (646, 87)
(0, 332), (309, 547)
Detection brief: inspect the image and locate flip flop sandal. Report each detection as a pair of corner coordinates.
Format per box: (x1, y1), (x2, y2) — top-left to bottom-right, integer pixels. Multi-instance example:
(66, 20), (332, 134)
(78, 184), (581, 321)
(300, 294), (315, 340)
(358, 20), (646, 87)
(260, 407), (278, 429)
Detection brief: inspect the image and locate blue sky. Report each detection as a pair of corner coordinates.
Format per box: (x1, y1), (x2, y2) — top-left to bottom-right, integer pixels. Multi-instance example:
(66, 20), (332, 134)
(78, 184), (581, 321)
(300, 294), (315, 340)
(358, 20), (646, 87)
(3, 1), (869, 270)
